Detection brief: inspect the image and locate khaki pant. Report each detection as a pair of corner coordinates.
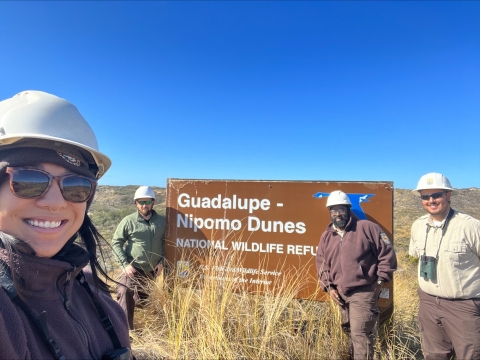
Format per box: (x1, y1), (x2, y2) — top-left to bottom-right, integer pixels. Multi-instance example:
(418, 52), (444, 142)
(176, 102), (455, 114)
(418, 288), (480, 360)
(116, 268), (154, 330)
(338, 283), (380, 360)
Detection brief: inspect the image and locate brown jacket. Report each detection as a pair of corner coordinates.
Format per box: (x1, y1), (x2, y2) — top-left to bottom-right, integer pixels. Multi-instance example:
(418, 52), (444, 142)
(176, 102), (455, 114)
(316, 214), (397, 295)
(0, 246), (131, 359)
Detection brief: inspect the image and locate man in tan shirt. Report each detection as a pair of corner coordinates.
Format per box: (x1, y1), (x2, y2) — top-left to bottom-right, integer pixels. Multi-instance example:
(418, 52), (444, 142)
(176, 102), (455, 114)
(409, 173), (480, 360)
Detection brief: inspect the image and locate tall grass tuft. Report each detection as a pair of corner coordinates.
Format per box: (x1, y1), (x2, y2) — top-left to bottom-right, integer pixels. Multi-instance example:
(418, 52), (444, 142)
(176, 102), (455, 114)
(129, 248), (422, 359)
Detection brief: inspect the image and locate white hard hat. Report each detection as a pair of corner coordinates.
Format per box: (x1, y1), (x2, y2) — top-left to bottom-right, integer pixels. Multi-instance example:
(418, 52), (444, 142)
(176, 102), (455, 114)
(412, 173), (456, 196)
(134, 186), (156, 200)
(326, 190), (352, 208)
(0, 90), (111, 179)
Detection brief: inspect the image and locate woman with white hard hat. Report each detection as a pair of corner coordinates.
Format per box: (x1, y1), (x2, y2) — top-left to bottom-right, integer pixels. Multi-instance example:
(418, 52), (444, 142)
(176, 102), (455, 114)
(0, 91), (131, 359)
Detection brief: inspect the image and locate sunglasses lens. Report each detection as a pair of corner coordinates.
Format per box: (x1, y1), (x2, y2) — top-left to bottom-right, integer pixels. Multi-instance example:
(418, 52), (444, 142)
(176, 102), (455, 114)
(421, 192), (444, 201)
(61, 176), (93, 202)
(11, 170), (49, 198)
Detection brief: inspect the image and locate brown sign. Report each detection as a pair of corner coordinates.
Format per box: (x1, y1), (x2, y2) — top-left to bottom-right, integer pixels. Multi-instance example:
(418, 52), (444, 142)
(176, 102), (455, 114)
(165, 179), (394, 317)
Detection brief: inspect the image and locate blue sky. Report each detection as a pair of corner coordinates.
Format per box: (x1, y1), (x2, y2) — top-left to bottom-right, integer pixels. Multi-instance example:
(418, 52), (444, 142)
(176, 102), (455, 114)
(1, 1), (479, 189)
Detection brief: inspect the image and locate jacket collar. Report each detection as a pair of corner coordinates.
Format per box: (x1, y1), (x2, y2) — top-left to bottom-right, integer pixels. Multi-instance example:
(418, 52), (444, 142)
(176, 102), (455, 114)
(136, 209), (157, 222)
(0, 242), (88, 300)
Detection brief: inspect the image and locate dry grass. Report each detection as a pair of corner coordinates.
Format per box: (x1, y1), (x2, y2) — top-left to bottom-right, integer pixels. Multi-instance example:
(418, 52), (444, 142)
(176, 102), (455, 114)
(127, 249), (422, 360)
(375, 251), (422, 360)
(90, 186), (480, 359)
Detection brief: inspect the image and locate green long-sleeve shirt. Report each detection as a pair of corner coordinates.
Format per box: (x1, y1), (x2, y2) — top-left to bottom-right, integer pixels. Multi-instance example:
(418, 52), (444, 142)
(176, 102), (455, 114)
(111, 210), (166, 272)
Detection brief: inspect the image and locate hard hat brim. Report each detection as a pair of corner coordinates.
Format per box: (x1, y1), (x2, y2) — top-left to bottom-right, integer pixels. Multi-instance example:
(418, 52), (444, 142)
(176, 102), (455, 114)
(411, 187), (457, 196)
(0, 134), (111, 179)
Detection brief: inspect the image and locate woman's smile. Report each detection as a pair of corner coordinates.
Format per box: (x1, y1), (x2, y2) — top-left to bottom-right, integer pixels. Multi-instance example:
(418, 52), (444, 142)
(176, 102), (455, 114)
(25, 219), (64, 229)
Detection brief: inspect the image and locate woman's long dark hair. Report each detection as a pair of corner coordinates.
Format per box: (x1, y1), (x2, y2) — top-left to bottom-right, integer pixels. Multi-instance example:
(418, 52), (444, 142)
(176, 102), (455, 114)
(76, 215), (116, 292)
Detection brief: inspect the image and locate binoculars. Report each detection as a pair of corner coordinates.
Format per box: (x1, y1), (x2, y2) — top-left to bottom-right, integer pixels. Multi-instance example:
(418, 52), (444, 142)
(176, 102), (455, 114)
(420, 255), (437, 281)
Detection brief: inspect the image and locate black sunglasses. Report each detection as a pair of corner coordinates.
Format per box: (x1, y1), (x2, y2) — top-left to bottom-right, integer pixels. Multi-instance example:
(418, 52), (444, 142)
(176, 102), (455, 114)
(6, 167), (96, 203)
(420, 191), (446, 201)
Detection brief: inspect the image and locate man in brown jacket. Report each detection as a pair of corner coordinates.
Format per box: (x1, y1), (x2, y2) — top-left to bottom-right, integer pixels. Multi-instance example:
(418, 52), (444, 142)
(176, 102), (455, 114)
(316, 190), (397, 359)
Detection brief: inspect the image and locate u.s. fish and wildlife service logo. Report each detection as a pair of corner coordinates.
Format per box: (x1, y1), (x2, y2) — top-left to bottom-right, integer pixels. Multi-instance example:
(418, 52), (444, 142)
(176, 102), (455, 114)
(176, 261), (190, 278)
(57, 151), (81, 166)
(380, 232), (391, 245)
(312, 192), (375, 220)
(427, 178), (434, 185)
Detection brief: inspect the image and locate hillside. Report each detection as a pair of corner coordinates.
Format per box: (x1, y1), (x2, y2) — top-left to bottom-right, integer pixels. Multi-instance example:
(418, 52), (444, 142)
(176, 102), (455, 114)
(90, 186), (480, 250)
(89, 186), (167, 243)
(91, 185), (166, 210)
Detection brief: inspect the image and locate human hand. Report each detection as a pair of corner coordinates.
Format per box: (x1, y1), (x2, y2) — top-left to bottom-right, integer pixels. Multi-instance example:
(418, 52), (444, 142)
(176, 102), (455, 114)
(123, 264), (136, 278)
(329, 289), (345, 307)
(154, 263), (164, 277)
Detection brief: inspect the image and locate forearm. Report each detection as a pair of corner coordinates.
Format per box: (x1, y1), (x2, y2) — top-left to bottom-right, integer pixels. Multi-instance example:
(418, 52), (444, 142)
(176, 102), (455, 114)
(375, 231), (397, 281)
(111, 240), (129, 267)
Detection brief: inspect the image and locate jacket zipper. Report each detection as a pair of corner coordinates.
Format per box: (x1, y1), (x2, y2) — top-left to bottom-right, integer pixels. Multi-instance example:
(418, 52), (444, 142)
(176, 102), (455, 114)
(57, 268), (95, 360)
(338, 233), (344, 287)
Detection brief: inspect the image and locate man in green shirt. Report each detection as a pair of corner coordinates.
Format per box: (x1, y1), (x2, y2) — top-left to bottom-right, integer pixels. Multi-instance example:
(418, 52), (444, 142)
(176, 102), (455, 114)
(112, 186), (166, 330)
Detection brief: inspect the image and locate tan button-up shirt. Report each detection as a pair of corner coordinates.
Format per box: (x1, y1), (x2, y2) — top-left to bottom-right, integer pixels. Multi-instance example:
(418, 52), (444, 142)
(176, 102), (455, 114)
(409, 210), (480, 299)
